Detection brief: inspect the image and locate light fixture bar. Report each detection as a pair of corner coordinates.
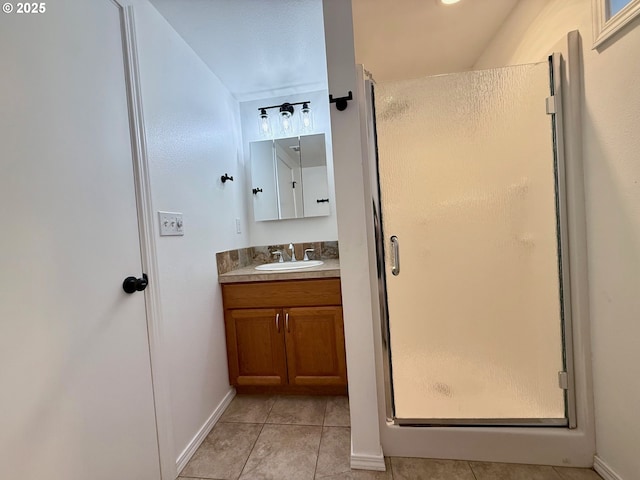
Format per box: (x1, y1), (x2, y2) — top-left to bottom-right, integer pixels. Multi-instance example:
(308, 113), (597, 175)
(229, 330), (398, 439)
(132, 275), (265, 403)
(257, 101), (313, 137)
(257, 100), (311, 112)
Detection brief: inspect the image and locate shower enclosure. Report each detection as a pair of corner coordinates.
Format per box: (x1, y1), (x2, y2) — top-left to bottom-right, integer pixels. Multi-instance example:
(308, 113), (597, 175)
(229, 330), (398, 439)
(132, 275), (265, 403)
(370, 56), (575, 427)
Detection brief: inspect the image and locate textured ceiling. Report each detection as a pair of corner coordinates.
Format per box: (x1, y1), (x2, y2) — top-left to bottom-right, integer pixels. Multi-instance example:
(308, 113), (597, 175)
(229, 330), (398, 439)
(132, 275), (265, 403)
(149, 0), (533, 100)
(352, 0), (521, 82)
(149, 0), (328, 101)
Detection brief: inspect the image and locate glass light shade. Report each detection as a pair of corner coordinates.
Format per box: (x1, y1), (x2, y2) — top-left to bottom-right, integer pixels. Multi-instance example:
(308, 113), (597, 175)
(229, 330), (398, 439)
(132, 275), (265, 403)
(300, 103), (313, 133)
(258, 109), (272, 137)
(280, 110), (294, 135)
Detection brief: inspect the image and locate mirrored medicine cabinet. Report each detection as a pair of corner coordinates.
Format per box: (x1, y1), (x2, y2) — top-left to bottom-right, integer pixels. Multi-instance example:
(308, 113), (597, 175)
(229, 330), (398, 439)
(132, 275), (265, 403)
(250, 133), (330, 221)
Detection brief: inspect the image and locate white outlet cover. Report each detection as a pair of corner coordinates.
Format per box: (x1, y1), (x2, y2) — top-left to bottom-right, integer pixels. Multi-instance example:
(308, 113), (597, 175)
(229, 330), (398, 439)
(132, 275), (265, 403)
(158, 211), (184, 236)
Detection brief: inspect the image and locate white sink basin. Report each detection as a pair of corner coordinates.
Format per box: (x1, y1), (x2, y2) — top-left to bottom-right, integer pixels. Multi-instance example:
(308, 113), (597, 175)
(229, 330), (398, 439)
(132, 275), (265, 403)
(255, 260), (324, 271)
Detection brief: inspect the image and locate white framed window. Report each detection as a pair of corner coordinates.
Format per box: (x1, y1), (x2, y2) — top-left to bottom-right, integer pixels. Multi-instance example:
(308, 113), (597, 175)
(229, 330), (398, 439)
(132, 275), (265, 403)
(593, 0), (640, 47)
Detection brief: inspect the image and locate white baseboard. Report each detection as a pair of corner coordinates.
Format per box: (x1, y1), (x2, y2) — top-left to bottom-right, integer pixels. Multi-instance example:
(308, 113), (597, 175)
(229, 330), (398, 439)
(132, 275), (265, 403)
(176, 388), (236, 474)
(594, 456), (624, 480)
(351, 446), (386, 471)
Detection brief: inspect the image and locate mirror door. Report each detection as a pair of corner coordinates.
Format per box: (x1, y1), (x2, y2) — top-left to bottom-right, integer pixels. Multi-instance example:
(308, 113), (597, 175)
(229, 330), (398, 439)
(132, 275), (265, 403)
(300, 134), (330, 218)
(250, 134), (330, 221)
(250, 140), (279, 221)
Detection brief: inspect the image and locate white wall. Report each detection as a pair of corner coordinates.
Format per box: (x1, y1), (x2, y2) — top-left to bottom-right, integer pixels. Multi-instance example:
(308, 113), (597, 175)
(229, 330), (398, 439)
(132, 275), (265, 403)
(322, 0), (385, 471)
(239, 90), (338, 245)
(473, 1), (640, 478)
(132, 0), (247, 466)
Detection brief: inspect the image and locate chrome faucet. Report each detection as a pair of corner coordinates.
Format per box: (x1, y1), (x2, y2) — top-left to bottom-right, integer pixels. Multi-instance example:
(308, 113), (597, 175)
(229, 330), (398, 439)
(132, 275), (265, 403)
(272, 250), (284, 263)
(288, 243), (297, 262)
(303, 248), (315, 261)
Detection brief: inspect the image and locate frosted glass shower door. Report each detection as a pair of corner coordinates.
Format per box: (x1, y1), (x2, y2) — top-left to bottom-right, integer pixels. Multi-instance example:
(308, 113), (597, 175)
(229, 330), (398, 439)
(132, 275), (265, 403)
(375, 62), (567, 422)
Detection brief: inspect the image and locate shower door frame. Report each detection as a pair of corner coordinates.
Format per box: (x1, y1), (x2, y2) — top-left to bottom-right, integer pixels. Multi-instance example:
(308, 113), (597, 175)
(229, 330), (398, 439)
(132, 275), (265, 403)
(369, 54), (577, 429)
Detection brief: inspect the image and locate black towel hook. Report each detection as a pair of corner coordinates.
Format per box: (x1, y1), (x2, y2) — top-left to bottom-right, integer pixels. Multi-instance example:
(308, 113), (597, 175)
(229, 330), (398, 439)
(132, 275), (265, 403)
(329, 91), (353, 111)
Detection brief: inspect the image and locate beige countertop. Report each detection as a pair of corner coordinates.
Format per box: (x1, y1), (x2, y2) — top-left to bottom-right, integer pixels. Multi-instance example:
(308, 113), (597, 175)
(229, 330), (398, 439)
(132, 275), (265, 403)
(218, 258), (340, 284)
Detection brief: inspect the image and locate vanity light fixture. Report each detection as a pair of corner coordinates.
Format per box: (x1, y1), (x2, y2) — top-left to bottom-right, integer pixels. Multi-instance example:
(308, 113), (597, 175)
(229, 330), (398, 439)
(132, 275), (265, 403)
(440, 0), (462, 4)
(300, 102), (313, 133)
(258, 108), (272, 138)
(256, 101), (311, 137)
(279, 103), (294, 135)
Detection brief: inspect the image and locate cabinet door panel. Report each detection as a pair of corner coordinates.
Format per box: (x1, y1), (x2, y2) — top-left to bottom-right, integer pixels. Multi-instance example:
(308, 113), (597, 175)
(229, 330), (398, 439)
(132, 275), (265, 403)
(284, 307), (347, 386)
(225, 308), (287, 386)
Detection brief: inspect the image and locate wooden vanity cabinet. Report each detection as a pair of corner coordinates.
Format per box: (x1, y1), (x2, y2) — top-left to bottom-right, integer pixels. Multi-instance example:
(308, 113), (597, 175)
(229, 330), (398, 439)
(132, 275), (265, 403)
(222, 278), (347, 394)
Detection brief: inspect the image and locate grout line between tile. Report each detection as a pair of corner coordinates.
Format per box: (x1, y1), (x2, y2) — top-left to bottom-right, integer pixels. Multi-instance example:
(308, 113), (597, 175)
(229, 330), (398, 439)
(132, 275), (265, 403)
(313, 398), (329, 479)
(554, 466), (584, 479)
(468, 460), (479, 480)
(263, 395), (279, 424)
(321, 395), (329, 427)
(553, 466), (588, 480)
(312, 428), (324, 479)
(234, 396), (277, 478)
(236, 422), (266, 480)
(178, 475), (227, 480)
(554, 465), (600, 479)
(266, 422), (326, 427)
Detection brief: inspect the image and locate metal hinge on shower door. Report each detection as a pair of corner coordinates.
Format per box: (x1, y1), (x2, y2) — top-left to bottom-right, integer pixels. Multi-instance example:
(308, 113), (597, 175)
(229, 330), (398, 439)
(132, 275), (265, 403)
(558, 371), (569, 390)
(546, 96), (557, 114)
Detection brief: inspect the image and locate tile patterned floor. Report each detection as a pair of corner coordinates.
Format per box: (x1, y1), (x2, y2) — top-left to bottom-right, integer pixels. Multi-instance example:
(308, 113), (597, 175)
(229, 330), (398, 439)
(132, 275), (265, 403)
(178, 394), (601, 480)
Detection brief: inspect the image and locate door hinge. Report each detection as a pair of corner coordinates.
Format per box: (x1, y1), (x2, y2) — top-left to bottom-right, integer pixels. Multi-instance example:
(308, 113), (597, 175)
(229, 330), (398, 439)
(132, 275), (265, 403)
(558, 371), (568, 390)
(546, 96), (557, 114)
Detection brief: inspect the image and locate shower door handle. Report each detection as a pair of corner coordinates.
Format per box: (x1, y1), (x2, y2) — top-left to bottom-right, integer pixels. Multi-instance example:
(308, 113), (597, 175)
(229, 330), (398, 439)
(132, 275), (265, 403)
(390, 236), (400, 276)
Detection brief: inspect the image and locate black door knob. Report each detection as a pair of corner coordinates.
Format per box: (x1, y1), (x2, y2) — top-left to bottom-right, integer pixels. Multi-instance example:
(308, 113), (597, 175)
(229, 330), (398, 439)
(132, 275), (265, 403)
(123, 273), (148, 294)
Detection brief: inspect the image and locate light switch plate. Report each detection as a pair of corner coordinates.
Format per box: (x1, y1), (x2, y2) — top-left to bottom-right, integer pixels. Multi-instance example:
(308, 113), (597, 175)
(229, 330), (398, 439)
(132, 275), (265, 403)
(158, 211), (184, 236)
(235, 218), (241, 234)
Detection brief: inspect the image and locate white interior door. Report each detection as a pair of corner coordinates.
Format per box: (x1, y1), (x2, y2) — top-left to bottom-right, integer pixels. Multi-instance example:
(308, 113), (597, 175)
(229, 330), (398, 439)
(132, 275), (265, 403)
(0, 1), (161, 478)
